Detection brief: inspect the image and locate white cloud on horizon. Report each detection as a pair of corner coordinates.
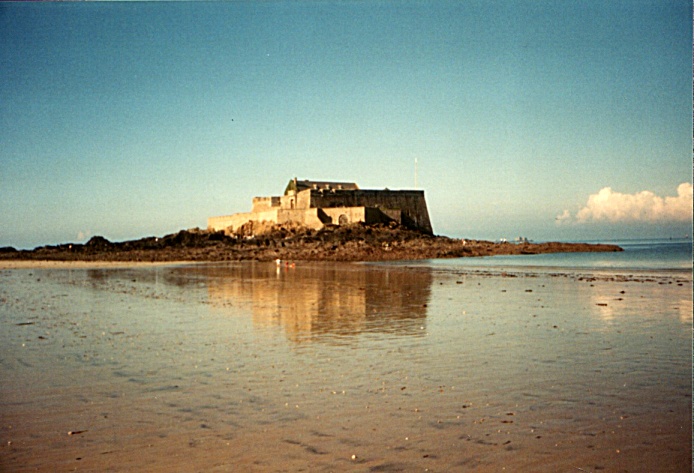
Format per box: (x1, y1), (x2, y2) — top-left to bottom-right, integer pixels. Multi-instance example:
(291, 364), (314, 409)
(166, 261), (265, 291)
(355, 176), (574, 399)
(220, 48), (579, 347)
(557, 183), (693, 225)
(76, 230), (92, 242)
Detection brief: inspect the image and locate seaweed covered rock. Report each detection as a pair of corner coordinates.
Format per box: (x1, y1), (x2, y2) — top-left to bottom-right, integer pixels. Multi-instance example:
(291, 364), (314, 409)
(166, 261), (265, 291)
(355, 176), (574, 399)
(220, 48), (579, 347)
(85, 236), (114, 251)
(0, 223), (622, 263)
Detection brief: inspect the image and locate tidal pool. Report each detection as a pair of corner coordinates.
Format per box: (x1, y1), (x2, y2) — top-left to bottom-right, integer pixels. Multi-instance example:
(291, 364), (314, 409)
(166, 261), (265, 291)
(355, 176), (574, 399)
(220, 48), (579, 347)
(1, 262), (691, 472)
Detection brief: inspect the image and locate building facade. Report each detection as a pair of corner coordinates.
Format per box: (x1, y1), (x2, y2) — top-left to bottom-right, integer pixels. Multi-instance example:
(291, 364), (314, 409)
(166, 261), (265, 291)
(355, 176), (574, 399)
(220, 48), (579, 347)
(208, 178), (433, 235)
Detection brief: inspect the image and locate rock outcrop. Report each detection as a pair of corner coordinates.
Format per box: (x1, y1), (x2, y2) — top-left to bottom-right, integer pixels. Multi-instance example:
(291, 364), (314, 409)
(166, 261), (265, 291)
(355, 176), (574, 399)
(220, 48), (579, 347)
(1, 223), (622, 263)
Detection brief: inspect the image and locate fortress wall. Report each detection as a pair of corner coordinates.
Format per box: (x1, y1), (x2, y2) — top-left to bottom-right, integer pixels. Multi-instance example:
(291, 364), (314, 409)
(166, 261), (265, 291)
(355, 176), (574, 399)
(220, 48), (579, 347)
(278, 190), (312, 211)
(252, 196), (280, 212)
(310, 190), (432, 234)
(329, 207), (402, 226)
(208, 189), (433, 234)
(209, 208), (325, 233)
(370, 207), (402, 225)
(280, 194), (293, 210)
(320, 207), (367, 226)
(208, 210), (280, 232)
(276, 209), (324, 228)
(207, 214), (239, 232)
(209, 207), (376, 233)
(297, 189), (312, 209)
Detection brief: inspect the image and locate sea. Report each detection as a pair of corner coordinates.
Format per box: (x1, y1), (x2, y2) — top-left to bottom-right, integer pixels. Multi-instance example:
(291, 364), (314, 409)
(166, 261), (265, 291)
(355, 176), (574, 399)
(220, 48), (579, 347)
(391, 237), (693, 274)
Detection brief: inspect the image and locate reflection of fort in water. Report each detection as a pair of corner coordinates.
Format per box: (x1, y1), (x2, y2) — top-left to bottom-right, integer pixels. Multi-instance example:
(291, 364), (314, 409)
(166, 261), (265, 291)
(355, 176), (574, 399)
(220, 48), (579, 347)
(200, 263), (433, 342)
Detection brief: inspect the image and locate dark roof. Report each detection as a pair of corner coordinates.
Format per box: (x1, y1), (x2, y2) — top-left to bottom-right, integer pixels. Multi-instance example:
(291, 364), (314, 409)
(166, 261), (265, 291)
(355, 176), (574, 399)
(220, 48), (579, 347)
(284, 178), (359, 195)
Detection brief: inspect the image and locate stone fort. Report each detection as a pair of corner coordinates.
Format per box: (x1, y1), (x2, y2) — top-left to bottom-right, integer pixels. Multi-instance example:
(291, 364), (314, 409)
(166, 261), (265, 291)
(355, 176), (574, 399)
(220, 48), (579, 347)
(208, 178), (433, 235)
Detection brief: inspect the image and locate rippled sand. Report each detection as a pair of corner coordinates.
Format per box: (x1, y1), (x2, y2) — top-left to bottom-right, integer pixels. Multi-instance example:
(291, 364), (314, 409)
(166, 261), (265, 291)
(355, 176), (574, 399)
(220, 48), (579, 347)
(1, 262), (691, 472)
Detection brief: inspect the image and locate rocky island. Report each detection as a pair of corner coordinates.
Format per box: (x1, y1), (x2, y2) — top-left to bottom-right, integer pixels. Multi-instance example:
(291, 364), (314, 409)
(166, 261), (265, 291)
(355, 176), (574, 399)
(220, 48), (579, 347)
(0, 222), (622, 263)
(1, 179), (623, 264)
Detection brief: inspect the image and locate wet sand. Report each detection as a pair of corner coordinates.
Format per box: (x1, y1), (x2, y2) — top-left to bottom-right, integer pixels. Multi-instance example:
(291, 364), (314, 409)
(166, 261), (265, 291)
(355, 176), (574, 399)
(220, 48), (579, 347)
(1, 262), (691, 472)
(0, 260), (194, 270)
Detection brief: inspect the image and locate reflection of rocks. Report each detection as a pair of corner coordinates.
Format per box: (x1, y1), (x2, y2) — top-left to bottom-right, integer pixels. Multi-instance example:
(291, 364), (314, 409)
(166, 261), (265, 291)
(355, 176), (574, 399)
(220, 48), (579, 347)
(678, 299), (693, 324)
(199, 263), (432, 343)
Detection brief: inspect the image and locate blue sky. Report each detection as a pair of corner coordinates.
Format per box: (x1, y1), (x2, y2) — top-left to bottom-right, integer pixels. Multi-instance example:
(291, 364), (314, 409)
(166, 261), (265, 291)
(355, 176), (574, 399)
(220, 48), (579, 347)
(1, 1), (691, 249)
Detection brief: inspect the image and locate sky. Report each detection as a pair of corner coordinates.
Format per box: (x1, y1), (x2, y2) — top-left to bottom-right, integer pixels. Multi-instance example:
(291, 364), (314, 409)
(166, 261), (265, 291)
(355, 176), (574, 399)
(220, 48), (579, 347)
(1, 1), (692, 249)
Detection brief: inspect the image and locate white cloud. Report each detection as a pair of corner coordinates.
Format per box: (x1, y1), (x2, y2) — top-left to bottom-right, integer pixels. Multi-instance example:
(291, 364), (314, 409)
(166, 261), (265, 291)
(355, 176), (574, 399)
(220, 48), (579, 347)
(555, 209), (571, 223)
(76, 230), (92, 242)
(557, 183), (693, 224)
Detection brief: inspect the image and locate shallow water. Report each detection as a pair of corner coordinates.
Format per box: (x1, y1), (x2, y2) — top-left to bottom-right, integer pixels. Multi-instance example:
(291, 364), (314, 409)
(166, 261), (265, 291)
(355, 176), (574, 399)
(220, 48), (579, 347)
(1, 262), (691, 472)
(405, 238), (693, 272)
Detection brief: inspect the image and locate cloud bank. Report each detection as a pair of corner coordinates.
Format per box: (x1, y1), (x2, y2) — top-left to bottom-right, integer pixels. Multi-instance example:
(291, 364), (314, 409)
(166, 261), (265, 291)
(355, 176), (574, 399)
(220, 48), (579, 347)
(557, 183), (693, 224)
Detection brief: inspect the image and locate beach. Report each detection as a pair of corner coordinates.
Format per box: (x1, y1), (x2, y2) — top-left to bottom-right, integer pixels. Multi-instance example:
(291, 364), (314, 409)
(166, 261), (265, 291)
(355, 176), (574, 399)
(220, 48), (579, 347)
(1, 260), (691, 472)
(0, 260), (190, 270)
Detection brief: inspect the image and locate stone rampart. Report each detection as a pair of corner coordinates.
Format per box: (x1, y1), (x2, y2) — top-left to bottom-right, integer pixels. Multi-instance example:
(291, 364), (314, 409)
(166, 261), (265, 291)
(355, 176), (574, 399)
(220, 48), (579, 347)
(251, 196), (280, 212)
(208, 208), (325, 233)
(319, 207), (367, 226)
(309, 190), (432, 234)
(208, 184), (433, 235)
(208, 209), (279, 233)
